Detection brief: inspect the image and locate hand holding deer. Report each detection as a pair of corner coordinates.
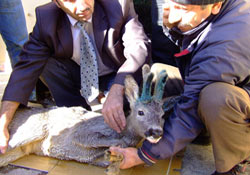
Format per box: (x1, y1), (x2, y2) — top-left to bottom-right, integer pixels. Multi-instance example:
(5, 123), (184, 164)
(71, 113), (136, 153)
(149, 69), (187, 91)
(102, 84), (126, 133)
(0, 101), (20, 154)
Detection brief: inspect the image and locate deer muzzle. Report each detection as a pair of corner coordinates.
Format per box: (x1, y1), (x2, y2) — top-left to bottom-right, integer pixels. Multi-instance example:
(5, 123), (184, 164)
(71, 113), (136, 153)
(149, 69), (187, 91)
(145, 128), (163, 144)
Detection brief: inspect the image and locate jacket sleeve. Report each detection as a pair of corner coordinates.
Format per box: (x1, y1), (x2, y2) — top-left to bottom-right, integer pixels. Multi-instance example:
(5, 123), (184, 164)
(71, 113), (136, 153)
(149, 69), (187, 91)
(2, 7), (51, 105)
(113, 0), (151, 85)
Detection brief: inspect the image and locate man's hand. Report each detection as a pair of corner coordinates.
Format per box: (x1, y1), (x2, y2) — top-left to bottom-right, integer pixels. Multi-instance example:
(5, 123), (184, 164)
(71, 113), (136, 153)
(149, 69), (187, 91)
(0, 101), (20, 154)
(109, 146), (145, 169)
(102, 84), (126, 133)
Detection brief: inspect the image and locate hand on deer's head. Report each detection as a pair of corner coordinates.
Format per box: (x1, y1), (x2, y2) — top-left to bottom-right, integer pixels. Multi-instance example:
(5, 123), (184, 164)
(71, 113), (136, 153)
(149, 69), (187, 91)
(124, 64), (168, 144)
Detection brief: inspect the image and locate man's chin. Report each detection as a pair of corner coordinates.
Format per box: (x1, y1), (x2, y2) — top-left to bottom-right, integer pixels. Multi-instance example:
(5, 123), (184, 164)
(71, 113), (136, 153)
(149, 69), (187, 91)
(78, 15), (91, 22)
(177, 24), (194, 32)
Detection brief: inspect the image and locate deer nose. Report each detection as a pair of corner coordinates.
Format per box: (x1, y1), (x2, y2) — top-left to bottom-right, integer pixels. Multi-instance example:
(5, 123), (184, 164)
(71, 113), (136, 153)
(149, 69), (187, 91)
(145, 128), (163, 139)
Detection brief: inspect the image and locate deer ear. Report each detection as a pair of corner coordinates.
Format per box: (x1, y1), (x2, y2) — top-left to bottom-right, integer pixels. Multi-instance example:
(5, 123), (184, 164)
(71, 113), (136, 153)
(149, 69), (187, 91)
(125, 75), (139, 104)
(162, 96), (181, 112)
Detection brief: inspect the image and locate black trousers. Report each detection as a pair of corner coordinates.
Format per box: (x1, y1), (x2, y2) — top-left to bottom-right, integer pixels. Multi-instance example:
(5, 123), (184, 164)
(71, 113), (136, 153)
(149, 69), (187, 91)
(40, 58), (115, 110)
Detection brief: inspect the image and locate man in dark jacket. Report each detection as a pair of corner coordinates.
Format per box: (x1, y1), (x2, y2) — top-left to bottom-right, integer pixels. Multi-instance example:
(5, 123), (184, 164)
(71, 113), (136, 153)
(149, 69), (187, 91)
(0, 0), (150, 155)
(109, 0), (250, 174)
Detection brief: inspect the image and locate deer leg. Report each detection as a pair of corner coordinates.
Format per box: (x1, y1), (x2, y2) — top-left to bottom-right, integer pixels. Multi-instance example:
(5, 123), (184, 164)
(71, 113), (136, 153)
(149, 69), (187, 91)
(89, 157), (110, 168)
(104, 150), (123, 175)
(45, 142), (109, 166)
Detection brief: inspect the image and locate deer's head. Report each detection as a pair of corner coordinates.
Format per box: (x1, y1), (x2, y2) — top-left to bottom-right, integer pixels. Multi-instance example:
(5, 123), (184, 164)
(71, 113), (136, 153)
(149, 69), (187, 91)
(125, 64), (167, 144)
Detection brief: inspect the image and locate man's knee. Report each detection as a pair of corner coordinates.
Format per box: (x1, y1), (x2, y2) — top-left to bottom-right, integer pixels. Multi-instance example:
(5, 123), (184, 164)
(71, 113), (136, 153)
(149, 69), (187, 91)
(198, 82), (249, 125)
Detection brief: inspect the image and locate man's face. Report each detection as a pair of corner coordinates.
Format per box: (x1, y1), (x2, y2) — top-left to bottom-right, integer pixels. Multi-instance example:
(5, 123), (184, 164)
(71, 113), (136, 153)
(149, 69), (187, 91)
(163, 0), (214, 32)
(55, 0), (94, 21)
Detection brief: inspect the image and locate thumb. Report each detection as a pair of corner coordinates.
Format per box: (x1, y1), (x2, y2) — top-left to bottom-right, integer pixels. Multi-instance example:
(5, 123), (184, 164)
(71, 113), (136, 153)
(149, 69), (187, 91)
(0, 140), (8, 154)
(0, 128), (10, 154)
(109, 146), (125, 155)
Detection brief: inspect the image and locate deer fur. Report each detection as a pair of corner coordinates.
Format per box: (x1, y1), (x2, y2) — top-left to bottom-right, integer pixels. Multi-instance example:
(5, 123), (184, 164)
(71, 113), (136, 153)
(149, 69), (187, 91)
(0, 65), (177, 168)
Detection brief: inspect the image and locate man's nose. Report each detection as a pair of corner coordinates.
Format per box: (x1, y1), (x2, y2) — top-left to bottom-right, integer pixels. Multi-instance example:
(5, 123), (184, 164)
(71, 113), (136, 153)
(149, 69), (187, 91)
(168, 7), (182, 25)
(76, 1), (88, 12)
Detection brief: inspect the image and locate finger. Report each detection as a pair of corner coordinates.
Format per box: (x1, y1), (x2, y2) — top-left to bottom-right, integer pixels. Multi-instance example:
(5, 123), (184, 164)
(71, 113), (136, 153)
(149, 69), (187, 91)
(118, 110), (126, 128)
(110, 97), (126, 130)
(109, 115), (122, 133)
(0, 140), (8, 154)
(0, 146), (7, 154)
(102, 108), (110, 125)
(102, 99), (122, 132)
(110, 147), (127, 169)
(109, 146), (124, 155)
(102, 101), (122, 133)
(0, 130), (9, 154)
(105, 110), (121, 133)
(113, 110), (125, 131)
(102, 105), (112, 126)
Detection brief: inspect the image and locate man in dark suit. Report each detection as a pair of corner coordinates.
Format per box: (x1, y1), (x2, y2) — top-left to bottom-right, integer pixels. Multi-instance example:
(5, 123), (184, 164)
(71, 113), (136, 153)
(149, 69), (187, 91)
(0, 0), (150, 154)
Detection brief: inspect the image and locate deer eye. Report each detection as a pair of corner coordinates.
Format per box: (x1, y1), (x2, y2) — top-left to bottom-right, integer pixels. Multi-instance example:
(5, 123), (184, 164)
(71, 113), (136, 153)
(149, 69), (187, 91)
(138, 110), (144, 116)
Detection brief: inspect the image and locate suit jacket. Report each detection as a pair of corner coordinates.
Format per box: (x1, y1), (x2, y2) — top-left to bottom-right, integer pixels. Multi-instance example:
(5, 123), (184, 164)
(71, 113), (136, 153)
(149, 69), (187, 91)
(3, 0), (151, 105)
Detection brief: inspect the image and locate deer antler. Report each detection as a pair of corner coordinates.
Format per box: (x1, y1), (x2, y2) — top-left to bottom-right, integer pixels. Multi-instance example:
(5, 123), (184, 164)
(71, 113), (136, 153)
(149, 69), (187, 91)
(139, 64), (168, 104)
(153, 70), (168, 102)
(139, 65), (154, 103)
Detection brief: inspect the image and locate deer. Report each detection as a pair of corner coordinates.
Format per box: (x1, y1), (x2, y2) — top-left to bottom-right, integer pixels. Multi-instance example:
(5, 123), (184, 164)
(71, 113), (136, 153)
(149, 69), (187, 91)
(0, 64), (180, 174)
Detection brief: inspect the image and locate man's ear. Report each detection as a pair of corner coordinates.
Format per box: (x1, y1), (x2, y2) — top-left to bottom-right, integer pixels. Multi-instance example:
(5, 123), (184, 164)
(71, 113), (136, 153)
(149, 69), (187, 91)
(211, 2), (223, 15)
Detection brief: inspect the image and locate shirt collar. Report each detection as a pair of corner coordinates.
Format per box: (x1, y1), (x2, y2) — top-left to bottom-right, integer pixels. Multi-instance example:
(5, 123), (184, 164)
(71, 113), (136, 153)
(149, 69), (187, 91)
(67, 14), (92, 27)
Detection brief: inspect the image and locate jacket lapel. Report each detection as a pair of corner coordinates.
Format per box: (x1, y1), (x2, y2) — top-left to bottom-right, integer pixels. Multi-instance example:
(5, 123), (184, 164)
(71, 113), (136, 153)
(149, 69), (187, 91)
(57, 11), (73, 59)
(93, 1), (108, 57)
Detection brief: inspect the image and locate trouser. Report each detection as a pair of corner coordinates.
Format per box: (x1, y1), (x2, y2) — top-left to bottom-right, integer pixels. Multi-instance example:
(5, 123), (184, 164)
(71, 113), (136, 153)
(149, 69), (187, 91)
(0, 0), (28, 67)
(0, 0), (37, 101)
(40, 58), (115, 111)
(199, 82), (250, 172)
